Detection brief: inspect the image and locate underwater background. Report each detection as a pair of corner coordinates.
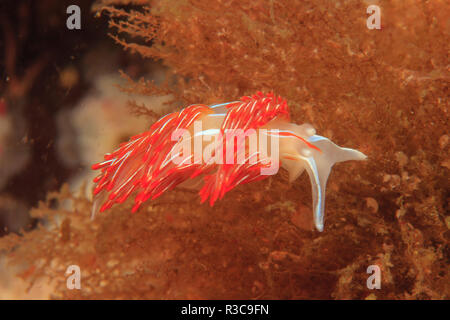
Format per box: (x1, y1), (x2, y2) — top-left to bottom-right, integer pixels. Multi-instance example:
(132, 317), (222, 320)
(0, 0), (448, 299)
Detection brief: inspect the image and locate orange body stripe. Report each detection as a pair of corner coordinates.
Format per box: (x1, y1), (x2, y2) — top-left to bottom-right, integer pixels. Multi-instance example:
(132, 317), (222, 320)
(277, 131), (321, 152)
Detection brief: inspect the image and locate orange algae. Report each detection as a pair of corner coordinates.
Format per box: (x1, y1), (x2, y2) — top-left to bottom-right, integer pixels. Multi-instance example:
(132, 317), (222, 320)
(0, 0), (448, 299)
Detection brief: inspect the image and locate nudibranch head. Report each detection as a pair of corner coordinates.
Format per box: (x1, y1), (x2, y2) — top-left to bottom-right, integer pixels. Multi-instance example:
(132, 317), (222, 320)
(91, 92), (366, 232)
(275, 123), (367, 231)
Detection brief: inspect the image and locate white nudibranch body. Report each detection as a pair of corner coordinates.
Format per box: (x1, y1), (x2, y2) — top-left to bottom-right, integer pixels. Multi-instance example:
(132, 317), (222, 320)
(92, 92), (367, 232)
(193, 111), (367, 232)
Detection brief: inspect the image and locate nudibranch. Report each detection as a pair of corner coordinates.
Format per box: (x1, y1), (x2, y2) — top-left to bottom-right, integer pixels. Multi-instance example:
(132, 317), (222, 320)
(91, 92), (366, 231)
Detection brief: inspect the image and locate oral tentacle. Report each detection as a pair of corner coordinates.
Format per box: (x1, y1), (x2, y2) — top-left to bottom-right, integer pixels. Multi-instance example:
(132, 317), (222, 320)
(287, 135), (367, 232)
(298, 153), (327, 232)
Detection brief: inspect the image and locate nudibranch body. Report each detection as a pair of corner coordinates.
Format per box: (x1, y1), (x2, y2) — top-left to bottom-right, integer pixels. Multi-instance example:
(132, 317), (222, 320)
(92, 92), (366, 231)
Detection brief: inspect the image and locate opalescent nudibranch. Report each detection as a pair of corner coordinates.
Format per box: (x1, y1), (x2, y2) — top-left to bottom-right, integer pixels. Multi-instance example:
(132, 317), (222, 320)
(91, 92), (366, 231)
